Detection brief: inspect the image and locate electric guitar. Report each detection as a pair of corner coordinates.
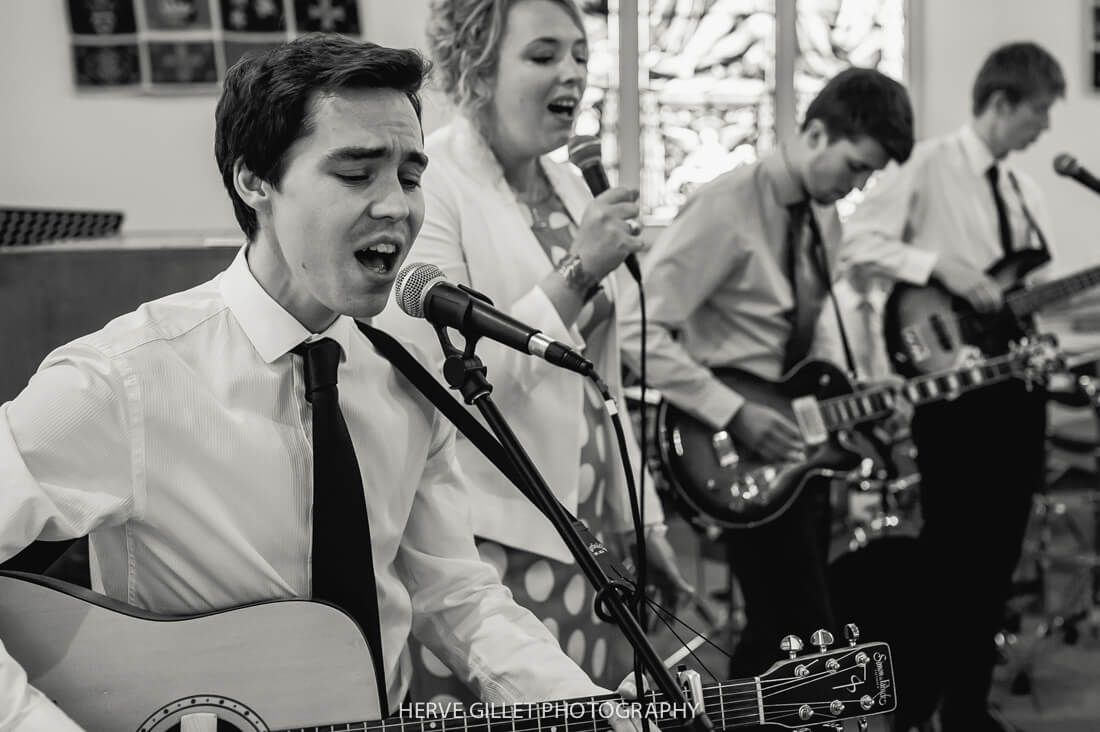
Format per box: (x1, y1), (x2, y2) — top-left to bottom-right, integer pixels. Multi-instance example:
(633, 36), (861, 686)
(0, 571), (896, 731)
(653, 337), (1059, 529)
(885, 248), (1100, 377)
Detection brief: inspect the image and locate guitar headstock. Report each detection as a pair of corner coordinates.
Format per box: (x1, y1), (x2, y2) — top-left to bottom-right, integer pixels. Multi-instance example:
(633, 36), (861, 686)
(757, 633), (895, 729)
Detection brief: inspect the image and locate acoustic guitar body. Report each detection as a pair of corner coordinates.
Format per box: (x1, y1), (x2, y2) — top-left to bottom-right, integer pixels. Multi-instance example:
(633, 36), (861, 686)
(0, 572), (379, 732)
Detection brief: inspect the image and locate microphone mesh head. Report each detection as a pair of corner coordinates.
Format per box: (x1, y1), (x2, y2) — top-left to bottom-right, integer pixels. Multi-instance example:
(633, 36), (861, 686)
(1054, 153), (1078, 176)
(394, 262), (444, 318)
(568, 135), (602, 168)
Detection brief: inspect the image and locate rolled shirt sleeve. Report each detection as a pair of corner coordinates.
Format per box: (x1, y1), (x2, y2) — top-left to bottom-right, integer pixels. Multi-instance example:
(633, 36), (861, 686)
(839, 157), (939, 286)
(618, 191), (748, 430)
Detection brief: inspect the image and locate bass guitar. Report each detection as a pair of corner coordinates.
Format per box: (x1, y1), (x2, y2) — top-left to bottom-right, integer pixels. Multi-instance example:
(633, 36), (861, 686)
(885, 248), (1100, 377)
(0, 571), (895, 731)
(653, 337), (1058, 529)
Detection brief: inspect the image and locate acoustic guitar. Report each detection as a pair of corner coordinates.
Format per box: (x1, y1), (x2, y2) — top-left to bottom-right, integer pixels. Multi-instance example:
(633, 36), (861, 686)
(0, 570), (896, 731)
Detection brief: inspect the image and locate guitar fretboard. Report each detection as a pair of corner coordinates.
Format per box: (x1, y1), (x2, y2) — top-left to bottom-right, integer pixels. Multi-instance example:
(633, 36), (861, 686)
(273, 682), (767, 732)
(1007, 264), (1100, 317)
(817, 352), (1026, 431)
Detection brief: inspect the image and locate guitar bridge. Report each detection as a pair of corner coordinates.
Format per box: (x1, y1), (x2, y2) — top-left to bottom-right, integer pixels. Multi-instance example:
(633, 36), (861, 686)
(711, 430), (739, 467)
(791, 396), (828, 445)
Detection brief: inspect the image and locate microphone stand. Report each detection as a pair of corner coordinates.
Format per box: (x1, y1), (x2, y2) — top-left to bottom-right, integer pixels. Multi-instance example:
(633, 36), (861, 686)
(432, 314), (712, 732)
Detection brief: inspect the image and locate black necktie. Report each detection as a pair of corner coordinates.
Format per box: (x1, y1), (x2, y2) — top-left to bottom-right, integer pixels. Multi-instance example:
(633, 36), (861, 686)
(986, 164), (1013, 255)
(295, 337), (389, 715)
(782, 201), (828, 372)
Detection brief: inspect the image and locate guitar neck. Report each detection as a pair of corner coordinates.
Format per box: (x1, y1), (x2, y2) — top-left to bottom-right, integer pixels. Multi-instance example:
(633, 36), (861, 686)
(1007, 264), (1100, 317)
(818, 352), (1024, 432)
(277, 681), (766, 732)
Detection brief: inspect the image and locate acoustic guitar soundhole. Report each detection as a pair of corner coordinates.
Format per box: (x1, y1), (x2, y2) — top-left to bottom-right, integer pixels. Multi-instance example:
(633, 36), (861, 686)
(162, 721), (251, 732)
(138, 695), (267, 732)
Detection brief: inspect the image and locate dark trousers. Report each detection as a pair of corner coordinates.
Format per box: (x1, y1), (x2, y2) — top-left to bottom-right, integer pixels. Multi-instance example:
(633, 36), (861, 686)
(724, 482), (835, 678)
(903, 381), (1047, 729)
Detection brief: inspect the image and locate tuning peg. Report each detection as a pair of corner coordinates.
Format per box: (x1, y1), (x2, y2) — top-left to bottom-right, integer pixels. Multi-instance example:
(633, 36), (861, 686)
(857, 717), (869, 731)
(844, 623), (861, 646)
(780, 634), (804, 658)
(810, 628), (834, 652)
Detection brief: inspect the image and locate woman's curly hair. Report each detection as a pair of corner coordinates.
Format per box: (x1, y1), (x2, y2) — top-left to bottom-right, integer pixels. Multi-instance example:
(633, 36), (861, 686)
(427, 0), (584, 123)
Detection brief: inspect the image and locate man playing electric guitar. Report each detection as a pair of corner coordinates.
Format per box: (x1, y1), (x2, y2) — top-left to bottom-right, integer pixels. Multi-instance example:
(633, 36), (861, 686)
(617, 68), (916, 689)
(839, 42), (1065, 732)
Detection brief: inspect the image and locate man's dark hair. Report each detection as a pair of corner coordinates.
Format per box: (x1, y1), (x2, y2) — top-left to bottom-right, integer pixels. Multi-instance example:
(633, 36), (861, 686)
(971, 41), (1065, 116)
(215, 33), (430, 241)
(802, 66), (915, 164)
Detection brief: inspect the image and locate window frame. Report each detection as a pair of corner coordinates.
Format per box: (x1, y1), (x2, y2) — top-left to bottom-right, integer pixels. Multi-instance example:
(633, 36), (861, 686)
(609, 0), (924, 195)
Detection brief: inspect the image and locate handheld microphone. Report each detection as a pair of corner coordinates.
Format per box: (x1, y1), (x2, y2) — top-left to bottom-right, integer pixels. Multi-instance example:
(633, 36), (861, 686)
(1054, 153), (1100, 196)
(394, 262), (595, 376)
(567, 135), (643, 281)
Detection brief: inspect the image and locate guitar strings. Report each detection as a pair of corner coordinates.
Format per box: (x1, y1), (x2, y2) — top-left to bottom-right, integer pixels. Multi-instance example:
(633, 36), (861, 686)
(604, 563), (729, 683)
(360, 660), (880, 731)
(345, 676), (880, 732)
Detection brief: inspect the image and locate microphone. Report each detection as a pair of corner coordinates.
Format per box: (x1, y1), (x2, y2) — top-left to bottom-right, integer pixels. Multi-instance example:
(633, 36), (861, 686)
(567, 135), (643, 281)
(394, 262), (595, 376)
(1054, 153), (1100, 196)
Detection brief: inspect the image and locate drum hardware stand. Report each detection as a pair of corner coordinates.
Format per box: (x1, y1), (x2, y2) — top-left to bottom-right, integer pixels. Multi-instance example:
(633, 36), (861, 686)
(1001, 373), (1100, 702)
(838, 425), (921, 555)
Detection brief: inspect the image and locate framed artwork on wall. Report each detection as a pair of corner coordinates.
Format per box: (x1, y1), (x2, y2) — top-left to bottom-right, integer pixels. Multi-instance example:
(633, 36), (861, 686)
(1091, 0), (1100, 90)
(66, 0), (362, 94)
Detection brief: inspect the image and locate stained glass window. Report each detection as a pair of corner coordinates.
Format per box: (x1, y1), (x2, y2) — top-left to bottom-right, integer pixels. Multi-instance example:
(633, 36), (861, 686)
(577, 2), (621, 183)
(640, 0), (777, 220)
(579, 0), (908, 223)
(794, 0), (906, 216)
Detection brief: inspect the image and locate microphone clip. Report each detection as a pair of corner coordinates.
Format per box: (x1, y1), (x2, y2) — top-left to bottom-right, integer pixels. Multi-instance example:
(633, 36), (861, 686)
(432, 283), (497, 403)
(456, 282), (494, 305)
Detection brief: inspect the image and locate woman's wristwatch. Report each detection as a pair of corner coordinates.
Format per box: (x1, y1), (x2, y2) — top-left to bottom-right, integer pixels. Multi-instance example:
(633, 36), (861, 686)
(556, 254), (602, 302)
(645, 522), (669, 539)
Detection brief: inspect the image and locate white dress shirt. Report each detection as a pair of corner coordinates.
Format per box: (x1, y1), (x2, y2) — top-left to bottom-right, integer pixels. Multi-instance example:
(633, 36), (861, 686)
(617, 150), (843, 430)
(839, 124), (1055, 285)
(0, 248), (603, 731)
(811, 277), (894, 383)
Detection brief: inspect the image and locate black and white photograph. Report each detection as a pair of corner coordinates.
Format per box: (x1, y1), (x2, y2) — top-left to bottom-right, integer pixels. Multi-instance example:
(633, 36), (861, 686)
(1, 1), (1098, 731)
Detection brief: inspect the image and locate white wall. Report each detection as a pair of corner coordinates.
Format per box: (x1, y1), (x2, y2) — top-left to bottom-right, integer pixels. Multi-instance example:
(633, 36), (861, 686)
(0, 0), (437, 234)
(916, 0), (1100, 276)
(2, 0), (1097, 268)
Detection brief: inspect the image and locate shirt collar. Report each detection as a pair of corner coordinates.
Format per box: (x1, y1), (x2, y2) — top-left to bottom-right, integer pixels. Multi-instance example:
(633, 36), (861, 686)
(219, 246), (355, 363)
(762, 145), (808, 207)
(959, 124), (997, 177)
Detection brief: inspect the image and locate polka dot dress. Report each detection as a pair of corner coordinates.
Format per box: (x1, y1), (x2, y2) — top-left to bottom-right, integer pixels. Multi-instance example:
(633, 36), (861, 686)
(404, 184), (631, 705)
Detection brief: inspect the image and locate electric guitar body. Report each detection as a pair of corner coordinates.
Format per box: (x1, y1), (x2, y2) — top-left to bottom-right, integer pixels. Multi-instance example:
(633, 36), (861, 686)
(885, 248), (1062, 377)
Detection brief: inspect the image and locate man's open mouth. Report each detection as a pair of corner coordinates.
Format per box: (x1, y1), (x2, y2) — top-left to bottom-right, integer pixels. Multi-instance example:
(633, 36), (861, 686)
(355, 242), (400, 274)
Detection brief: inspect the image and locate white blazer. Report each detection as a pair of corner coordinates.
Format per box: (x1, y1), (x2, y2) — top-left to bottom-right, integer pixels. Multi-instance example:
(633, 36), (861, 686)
(376, 116), (662, 563)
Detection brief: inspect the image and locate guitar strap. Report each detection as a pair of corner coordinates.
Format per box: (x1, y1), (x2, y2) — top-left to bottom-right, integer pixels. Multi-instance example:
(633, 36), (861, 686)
(1005, 170), (1053, 279)
(813, 234), (858, 381)
(355, 321), (636, 585)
